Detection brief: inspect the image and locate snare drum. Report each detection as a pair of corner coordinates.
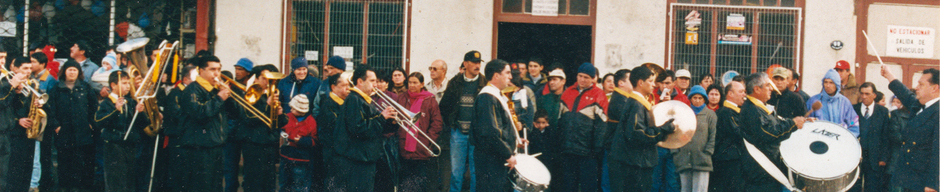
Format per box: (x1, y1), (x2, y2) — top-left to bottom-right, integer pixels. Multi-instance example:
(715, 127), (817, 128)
(780, 121), (861, 192)
(509, 154), (551, 192)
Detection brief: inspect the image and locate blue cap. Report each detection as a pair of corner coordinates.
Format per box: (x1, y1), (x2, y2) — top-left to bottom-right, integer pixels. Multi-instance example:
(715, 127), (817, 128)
(688, 85), (708, 100)
(291, 57), (308, 69)
(327, 56), (346, 71)
(578, 63), (596, 78)
(235, 58), (253, 72)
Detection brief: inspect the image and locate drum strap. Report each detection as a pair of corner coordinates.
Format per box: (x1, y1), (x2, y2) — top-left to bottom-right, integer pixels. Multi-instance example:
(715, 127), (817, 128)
(742, 139), (799, 192)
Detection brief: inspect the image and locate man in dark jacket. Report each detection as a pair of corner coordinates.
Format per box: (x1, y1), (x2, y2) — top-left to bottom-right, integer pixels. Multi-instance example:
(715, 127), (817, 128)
(880, 66), (939, 192)
(333, 65), (398, 191)
(521, 57), (547, 92)
(602, 69), (631, 191)
(0, 58), (37, 191)
(768, 67), (806, 118)
(850, 82), (891, 192)
(556, 63), (608, 192)
(96, 71), (151, 192)
(158, 64), (194, 192)
(738, 73), (806, 191)
(173, 54), (233, 191)
(608, 66), (675, 192)
(45, 60), (99, 192)
(279, 57), (321, 115)
(708, 80), (747, 192)
(470, 59), (518, 192)
(439, 50), (486, 192)
(317, 73), (348, 190)
(237, 65), (287, 192)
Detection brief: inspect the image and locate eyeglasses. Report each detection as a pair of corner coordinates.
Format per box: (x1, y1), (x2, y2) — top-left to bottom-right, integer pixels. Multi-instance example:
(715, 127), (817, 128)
(429, 67), (440, 71)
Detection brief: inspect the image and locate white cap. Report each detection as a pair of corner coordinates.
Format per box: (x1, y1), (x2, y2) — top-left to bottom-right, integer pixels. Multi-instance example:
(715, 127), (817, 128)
(289, 94), (310, 113)
(676, 69), (691, 78)
(548, 69), (566, 79)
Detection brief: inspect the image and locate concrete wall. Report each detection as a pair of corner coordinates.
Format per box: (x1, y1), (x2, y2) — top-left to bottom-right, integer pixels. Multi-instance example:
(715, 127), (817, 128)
(593, 0), (668, 75)
(863, 3), (939, 99)
(214, 0), (285, 72)
(800, 0), (857, 95)
(408, 0), (494, 83)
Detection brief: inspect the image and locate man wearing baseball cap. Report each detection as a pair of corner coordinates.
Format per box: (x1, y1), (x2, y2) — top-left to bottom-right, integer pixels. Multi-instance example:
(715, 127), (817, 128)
(439, 50), (486, 192)
(767, 67), (806, 118)
(835, 60), (859, 104)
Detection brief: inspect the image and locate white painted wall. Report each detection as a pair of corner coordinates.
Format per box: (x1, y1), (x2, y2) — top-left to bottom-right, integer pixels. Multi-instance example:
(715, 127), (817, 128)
(800, 0), (856, 96)
(593, 0), (668, 75)
(408, 0), (494, 82)
(214, 0), (284, 73)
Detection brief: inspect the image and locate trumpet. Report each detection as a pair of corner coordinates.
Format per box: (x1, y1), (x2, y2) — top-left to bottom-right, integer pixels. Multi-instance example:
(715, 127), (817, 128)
(1, 66), (49, 140)
(372, 88), (442, 157)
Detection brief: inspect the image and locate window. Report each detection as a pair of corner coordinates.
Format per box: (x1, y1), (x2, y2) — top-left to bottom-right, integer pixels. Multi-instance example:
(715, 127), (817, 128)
(290, 0), (405, 72)
(667, 3), (802, 84)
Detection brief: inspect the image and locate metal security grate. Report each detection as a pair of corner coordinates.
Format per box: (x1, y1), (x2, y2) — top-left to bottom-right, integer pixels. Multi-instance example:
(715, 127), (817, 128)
(290, 0), (405, 74)
(667, 3), (801, 84)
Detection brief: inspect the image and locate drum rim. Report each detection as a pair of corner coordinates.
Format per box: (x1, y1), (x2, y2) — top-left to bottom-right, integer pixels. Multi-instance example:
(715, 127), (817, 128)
(780, 121), (861, 179)
(511, 154), (552, 185)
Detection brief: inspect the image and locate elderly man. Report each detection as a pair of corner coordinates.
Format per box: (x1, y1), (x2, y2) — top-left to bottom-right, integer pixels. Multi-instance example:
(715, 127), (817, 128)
(739, 73), (807, 191)
(427, 59), (448, 102)
(709, 80), (747, 192)
(880, 66), (939, 192)
(850, 82), (891, 192)
(425, 59), (449, 191)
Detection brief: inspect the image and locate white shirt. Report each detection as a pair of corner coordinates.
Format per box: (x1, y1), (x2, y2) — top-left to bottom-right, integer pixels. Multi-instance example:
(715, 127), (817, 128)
(862, 102), (875, 118)
(920, 97), (940, 115)
(426, 78), (448, 102)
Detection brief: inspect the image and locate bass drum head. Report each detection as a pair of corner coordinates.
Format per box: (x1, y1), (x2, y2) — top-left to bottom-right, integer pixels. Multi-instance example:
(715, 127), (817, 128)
(780, 121), (861, 180)
(513, 154), (551, 185)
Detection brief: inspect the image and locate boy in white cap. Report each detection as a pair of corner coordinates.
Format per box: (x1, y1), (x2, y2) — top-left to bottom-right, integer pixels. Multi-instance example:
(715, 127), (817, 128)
(279, 94), (318, 192)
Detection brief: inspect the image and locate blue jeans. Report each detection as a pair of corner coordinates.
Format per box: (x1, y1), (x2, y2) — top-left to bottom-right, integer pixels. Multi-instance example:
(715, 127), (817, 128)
(30, 141), (40, 188)
(652, 147), (679, 192)
(449, 130), (476, 192)
(280, 158), (312, 192)
(222, 140), (243, 192)
(602, 150), (611, 192)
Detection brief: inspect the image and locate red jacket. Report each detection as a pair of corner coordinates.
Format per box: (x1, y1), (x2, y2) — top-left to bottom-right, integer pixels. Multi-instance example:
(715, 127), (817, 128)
(653, 88), (690, 106)
(395, 90), (443, 160)
(280, 114), (317, 162)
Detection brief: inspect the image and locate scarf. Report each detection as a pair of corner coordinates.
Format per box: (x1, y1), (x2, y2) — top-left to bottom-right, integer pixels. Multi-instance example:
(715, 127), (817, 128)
(691, 103), (706, 114)
(404, 90), (434, 152)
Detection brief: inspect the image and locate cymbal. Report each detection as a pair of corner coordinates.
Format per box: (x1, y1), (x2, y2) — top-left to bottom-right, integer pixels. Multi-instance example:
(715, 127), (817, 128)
(652, 101), (698, 149)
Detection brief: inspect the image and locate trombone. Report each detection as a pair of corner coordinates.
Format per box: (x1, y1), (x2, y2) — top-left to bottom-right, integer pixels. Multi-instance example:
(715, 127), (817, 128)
(372, 88), (442, 157)
(219, 72), (285, 129)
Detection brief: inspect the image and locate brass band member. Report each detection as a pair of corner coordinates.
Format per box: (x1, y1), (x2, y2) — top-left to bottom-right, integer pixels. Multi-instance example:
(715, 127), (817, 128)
(471, 59), (518, 191)
(238, 64), (286, 192)
(316, 73), (349, 190)
(46, 60), (99, 191)
(160, 64), (197, 192)
(1, 57), (37, 191)
(739, 73), (807, 191)
(96, 70), (151, 192)
(334, 65), (398, 191)
(608, 66), (675, 192)
(173, 53), (232, 191)
(709, 79), (747, 192)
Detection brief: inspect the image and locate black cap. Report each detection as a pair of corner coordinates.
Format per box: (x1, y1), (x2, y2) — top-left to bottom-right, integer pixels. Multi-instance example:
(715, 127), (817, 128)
(464, 50), (483, 62)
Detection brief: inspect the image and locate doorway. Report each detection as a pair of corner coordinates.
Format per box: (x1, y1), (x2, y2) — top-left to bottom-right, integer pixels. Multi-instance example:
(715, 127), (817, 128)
(497, 22), (592, 85)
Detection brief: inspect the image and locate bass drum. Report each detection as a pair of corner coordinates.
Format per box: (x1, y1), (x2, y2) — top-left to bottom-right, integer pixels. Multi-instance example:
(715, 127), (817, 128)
(780, 121), (861, 192)
(509, 154), (551, 192)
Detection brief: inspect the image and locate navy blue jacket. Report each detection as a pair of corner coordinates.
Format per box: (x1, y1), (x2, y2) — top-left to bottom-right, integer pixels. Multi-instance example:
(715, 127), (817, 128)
(887, 79), (939, 190)
(853, 102), (891, 172)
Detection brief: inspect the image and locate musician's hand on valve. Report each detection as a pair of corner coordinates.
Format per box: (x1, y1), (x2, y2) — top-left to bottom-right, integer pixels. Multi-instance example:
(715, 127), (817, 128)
(11, 72), (27, 88)
(381, 107), (398, 120)
(18, 118), (32, 128)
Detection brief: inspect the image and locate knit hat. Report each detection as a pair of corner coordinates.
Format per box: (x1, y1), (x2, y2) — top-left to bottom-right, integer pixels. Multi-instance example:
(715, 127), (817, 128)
(688, 85), (708, 100)
(101, 53), (117, 71)
(289, 94), (310, 113)
(290, 57), (308, 69)
(235, 58), (253, 72)
(327, 56), (346, 71)
(577, 63), (596, 78)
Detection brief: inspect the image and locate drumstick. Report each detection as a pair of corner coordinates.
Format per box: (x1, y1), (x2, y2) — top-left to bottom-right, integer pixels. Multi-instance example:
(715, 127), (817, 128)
(805, 101), (822, 117)
(862, 30), (886, 67)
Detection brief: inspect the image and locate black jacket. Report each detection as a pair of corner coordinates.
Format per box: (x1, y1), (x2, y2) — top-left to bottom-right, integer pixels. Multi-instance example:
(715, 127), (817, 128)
(438, 74), (485, 149)
(608, 93), (674, 168)
(886, 108), (910, 174)
(46, 80), (98, 147)
(768, 89), (806, 119)
(333, 88), (396, 162)
(853, 102), (891, 171)
(604, 89), (630, 150)
(178, 77), (231, 147)
(558, 85), (609, 157)
(0, 79), (29, 135)
(713, 101), (744, 162)
(887, 79), (939, 190)
(160, 84), (186, 141)
(236, 93), (288, 145)
(738, 96), (797, 191)
(470, 91), (517, 161)
(95, 94), (150, 144)
(317, 92), (343, 152)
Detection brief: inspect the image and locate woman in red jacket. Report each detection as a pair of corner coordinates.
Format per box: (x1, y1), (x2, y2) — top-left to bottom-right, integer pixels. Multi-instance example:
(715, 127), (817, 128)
(395, 72), (443, 191)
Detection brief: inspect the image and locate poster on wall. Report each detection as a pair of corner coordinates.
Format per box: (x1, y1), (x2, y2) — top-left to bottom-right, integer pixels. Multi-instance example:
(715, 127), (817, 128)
(333, 46), (354, 60)
(686, 32), (699, 45)
(685, 10), (701, 31)
(718, 33), (751, 45)
(726, 14), (745, 30)
(532, 0), (559, 16)
(305, 50), (319, 61)
(885, 25), (934, 58)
